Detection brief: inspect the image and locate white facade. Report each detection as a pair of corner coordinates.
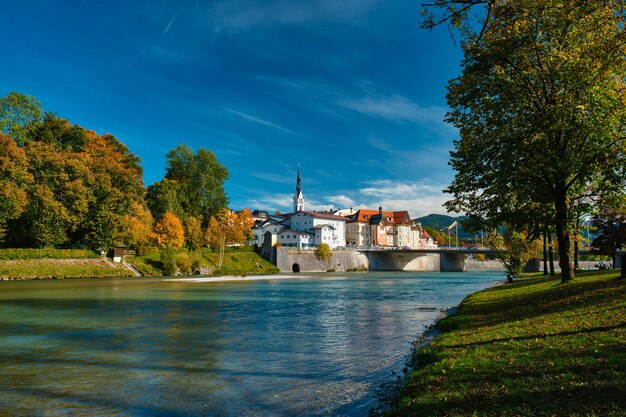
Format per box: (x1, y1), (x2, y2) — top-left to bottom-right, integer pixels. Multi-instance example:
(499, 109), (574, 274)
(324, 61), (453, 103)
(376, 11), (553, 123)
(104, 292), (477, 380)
(278, 229), (313, 248)
(289, 212), (346, 249)
(251, 221), (284, 246)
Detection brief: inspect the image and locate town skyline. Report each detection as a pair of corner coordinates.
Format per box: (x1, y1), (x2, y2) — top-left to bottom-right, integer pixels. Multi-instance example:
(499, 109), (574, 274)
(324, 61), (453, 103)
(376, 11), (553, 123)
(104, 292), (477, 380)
(0, 0), (463, 217)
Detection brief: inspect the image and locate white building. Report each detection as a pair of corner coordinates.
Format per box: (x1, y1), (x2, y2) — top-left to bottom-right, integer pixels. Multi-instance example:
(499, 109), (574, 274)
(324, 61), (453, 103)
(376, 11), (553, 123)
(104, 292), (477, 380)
(289, 211), (347, 249)
(278, 229), (313, 248)
(251, 219), (284, 247)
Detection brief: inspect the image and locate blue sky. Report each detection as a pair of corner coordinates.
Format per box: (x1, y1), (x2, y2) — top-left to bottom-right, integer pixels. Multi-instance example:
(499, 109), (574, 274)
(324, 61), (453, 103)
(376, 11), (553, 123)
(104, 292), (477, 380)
(1, 0), (464, 217)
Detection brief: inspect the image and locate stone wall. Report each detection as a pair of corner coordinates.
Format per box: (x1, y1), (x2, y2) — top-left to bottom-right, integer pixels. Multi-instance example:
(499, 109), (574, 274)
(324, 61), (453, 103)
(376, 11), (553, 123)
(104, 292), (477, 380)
(276, 247), (369, 272)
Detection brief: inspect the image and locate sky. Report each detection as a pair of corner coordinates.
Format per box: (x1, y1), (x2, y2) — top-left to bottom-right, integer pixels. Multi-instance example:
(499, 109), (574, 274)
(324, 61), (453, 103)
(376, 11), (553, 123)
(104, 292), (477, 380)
(0, 0), (466, 217)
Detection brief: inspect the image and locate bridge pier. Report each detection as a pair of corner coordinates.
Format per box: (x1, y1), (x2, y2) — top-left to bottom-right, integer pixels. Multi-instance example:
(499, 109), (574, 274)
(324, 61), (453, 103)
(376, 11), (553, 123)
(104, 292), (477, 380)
(440, 252), (465, 272)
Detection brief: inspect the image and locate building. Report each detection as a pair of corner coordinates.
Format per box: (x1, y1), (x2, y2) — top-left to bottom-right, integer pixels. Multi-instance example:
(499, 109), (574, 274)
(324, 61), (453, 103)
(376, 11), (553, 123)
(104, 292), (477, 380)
(250, 218), (285, 247)
(345, 207), (436, 249)
(289, 211), (347, 249)
(277, 229), (313, 248)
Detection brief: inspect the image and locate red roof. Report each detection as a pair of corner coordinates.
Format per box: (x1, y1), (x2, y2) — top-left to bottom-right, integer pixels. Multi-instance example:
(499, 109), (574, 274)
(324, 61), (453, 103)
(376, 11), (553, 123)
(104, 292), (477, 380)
(299, 211), (349, 221)
(351, 209), (411, 225)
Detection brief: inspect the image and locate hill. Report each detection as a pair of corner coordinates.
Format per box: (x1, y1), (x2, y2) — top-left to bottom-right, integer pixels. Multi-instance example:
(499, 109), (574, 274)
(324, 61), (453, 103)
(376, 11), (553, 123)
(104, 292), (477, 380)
(414, 214), (474, 239)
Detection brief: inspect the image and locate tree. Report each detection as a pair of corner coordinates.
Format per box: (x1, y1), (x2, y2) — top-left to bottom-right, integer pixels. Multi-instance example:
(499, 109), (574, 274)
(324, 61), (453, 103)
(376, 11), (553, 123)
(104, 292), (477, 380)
(0, 92), (42, 146)
(119, 201), (154, 248)
(163, 145), (229, 224)
(0, 134), (32, 243)
(489, 229), (542, 277)
(442, 1), (626, 282)
(315, 243), (332, 268)
(153, 212), (185, 248)
(185, 216), (204, 250)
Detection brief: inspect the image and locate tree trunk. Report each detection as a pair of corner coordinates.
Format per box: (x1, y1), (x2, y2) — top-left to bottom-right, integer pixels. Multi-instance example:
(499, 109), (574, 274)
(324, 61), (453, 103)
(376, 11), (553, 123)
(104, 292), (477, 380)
(543, 231), (548, 275)
(621, 255), (625, 279)
(555, 187), (574, 282)
(574, 238), (579, 270)
(548, 231), (555, 276)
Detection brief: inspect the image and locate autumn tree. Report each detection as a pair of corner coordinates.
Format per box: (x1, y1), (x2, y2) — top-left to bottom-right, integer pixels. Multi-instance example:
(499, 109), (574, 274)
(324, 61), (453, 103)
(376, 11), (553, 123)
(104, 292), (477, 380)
(204, 209), (250, 269)
(441, 1), (626, 282)
(153, 212), (185, 248)
(185, 216), (204, 250)
(119, 201), (154, 248)
(315, 243), (332, 269)
(0, 134), (32, 243)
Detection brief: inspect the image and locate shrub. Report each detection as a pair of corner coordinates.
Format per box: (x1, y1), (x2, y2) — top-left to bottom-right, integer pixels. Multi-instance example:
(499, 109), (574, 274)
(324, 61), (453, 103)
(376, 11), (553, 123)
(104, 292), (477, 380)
(160, 247), (177, 276)
(190, 253), (203, 274)
(136, 246), (159, 256)
(176, 254), (192, 275)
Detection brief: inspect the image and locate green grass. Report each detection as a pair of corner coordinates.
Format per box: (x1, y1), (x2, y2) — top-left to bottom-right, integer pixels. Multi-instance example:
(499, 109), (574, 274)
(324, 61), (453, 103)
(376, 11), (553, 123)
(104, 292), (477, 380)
(128, 247), (279, 276)
(388, 270), (626, 417)
(0, 248), (98, 260)
(0, 258), (133, 279)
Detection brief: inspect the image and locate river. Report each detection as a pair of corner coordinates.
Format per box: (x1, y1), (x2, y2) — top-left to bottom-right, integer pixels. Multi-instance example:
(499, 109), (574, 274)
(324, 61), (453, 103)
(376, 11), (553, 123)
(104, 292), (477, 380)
(0, 271), (504, 416)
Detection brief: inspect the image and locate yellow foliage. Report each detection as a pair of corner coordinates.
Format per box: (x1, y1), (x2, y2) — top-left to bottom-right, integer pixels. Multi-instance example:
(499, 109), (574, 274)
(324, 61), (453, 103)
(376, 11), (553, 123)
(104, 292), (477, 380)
(153, 212), (185, 248)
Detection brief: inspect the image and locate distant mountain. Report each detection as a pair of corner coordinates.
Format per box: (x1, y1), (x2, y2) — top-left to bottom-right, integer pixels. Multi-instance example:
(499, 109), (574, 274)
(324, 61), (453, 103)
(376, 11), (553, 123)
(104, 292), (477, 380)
(414, 214), (475, 239)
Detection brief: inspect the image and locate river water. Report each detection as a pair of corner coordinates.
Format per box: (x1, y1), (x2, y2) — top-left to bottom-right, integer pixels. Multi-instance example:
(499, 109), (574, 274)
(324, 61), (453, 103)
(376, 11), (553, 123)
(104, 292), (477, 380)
(0, 271), (503, 416)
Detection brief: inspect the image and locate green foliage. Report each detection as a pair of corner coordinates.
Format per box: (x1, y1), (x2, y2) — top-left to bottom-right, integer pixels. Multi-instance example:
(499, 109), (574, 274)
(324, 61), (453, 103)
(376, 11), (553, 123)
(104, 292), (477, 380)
(442, 1), (626, 282)
(389, 270), (626, 416)
(160, 247), (177, 276)
(136, 246), (159, 256)
(0, 248), (98, 260)
(146, 144), (229, 225)
(314, 243), (332, 263)
(128, 247), (278, 276)
(175, 253), (192, 275)
(0, 92), (42, 146)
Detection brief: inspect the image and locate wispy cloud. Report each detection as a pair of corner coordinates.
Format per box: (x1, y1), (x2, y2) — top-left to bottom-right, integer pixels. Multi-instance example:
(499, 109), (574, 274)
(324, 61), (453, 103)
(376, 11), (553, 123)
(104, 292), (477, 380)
(225, 108), (293, 133)
(208, 0), (380, 31)
(250, 172), (294, 184)
(160, 12), (179, 39)
(340, 94), (449, 127)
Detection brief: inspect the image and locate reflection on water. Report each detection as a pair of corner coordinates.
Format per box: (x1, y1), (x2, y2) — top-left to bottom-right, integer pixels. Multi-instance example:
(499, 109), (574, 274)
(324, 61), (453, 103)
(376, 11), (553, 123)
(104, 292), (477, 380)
(0, 271), (503, 416)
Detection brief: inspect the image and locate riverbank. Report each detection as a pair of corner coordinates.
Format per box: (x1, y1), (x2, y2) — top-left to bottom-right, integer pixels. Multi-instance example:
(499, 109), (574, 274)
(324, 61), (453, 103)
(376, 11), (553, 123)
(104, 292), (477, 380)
(0, 247), (279, 280)
(387, 270), (626, 416)
(0, 258), (133, 280)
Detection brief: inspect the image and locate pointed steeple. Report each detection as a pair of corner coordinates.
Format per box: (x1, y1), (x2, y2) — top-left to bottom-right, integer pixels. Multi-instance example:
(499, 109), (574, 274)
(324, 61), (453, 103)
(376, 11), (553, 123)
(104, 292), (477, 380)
(296, 163), (302, 195)
(293, 163), (304, 212)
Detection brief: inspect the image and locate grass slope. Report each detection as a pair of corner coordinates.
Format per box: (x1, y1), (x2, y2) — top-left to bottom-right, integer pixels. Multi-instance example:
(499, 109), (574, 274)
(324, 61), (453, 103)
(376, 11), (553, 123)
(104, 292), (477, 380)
(0, 258), (133, 279)
(389, 270), (626, 416)
(130, 248), (279, 277)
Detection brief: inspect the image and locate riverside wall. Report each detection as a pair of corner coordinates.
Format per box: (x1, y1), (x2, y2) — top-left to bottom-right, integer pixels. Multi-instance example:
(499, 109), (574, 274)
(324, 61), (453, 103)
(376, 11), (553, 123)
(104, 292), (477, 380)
(276, 247), (369, 272)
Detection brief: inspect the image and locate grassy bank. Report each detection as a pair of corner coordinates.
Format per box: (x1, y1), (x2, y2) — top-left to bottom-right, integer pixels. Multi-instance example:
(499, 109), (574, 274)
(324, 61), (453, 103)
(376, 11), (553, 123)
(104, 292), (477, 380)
(129, 247), (279, 276)
(388, 270), (626, 416)
(0, 258), (133, 280)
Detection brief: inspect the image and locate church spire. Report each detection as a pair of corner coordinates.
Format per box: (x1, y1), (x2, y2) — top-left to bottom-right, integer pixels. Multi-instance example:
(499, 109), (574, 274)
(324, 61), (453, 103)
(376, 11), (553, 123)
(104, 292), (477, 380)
(293, 163), (304, 212)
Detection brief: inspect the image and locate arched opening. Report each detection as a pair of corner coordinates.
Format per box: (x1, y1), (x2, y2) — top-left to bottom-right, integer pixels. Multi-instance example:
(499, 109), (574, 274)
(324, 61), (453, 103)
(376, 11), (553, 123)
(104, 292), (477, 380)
(292, 263), (301, 273)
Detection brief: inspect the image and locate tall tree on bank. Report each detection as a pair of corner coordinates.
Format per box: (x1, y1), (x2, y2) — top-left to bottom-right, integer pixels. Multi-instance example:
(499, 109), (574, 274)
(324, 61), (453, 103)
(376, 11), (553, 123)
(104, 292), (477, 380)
(440, 1), (626, 282)
(147, 145), (229, 225)
(0, 92), (42, 146)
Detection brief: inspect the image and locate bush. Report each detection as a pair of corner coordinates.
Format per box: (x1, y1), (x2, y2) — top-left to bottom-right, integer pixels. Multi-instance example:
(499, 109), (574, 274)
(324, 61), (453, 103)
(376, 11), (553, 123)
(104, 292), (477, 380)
(176, 254), (192, 275)
(136, 246), (159, 256)
(190, 253), (203, 274)
(0, 248), (98, 260)
(160, 248), (177, 276)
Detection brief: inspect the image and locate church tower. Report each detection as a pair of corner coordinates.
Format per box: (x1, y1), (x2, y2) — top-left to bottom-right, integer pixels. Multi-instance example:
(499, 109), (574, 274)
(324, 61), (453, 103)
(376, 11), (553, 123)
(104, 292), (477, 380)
(293, 164), (304, 212)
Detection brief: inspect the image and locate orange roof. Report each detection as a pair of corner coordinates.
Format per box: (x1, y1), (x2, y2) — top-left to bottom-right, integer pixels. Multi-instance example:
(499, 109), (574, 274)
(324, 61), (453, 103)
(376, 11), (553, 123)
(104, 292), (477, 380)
(352, 209), (411, 224)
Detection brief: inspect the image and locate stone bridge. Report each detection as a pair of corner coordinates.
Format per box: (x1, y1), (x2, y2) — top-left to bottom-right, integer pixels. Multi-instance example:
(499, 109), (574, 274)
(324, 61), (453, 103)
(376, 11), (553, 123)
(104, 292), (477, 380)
(361, 248), (500, 272)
